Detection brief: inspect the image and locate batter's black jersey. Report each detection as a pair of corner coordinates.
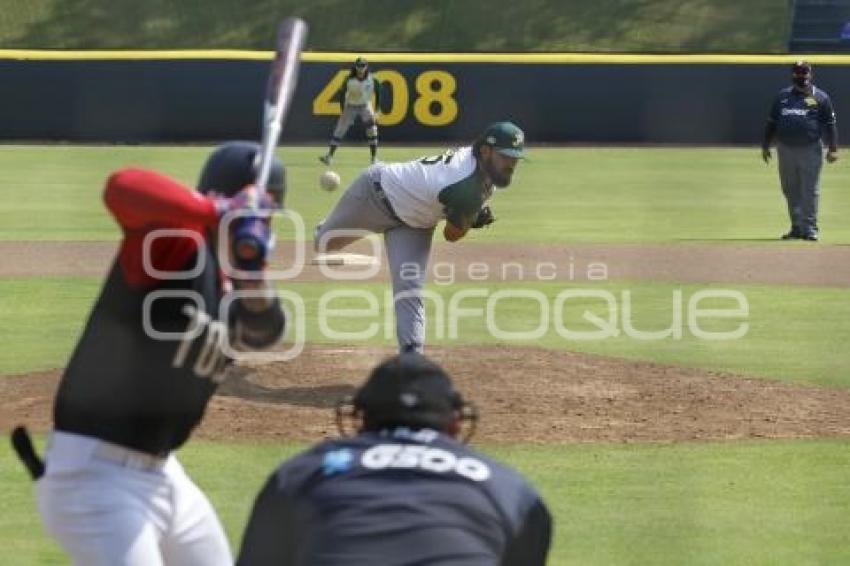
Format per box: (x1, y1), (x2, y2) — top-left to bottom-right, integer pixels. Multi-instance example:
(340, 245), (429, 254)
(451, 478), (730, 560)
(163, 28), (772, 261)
(237, 428), (552, 566)
(768, 86), (837, 146)
(53, 168), (284, 455)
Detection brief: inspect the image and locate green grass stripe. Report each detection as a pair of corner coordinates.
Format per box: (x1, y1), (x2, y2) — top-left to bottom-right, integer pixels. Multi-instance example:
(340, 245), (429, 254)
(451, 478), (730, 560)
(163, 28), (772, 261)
(290, 279), (850, 387)
(0, 278), (95, 376)
(3, 146), (850, 244)
(3, 436), (849, 565)
(2, 278), (848, 388)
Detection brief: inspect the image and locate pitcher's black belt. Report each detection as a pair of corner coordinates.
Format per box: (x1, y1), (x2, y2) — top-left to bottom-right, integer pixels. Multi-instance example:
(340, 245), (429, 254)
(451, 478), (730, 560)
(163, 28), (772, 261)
(373, 182), (404, 224)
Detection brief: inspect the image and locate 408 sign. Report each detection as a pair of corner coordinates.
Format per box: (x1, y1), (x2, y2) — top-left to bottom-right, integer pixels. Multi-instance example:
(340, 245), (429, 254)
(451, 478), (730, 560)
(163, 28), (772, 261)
(312, 68), (459, 127)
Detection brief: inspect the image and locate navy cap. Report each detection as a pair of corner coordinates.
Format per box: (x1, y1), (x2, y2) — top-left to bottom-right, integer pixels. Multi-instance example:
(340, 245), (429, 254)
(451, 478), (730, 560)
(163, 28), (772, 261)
(197, 141), (285, 199)
(480, 121), (526, 159)
(354, 353), (462, 431)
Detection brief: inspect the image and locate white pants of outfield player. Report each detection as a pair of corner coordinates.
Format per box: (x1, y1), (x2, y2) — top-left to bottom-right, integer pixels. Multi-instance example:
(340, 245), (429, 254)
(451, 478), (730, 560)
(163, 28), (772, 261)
(332, 102), (377, 139)
(37, 431), (232, 566)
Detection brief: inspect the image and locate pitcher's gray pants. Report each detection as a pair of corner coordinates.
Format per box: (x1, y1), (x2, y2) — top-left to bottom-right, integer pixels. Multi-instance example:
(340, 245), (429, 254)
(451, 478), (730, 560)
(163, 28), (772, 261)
(315, 165), (433, 352)
(776, 142), (823, 235)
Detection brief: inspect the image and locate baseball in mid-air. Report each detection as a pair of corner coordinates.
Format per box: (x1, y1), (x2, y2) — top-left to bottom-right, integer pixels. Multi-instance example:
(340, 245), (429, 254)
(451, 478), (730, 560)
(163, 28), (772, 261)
(319, 170), (341, 191)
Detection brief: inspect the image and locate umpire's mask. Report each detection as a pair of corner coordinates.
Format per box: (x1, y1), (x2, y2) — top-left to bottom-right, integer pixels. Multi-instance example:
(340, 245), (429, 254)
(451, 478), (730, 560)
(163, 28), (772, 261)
(336, 353), (478, 442)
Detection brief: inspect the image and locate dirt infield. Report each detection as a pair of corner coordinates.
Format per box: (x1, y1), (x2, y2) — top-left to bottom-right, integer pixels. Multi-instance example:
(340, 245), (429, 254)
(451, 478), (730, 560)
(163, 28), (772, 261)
(3, 239), (849, 444)
(2, 240), (850, 286)
(3, 345), (850, 444)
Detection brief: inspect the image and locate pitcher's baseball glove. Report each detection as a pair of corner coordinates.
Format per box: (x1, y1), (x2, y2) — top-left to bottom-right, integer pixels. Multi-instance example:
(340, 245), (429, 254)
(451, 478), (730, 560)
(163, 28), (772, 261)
(470, 206), (495, 229)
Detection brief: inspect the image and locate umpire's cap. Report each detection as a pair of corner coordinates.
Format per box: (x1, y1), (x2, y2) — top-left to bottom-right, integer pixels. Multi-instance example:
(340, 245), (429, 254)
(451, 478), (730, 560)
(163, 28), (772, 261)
(479, 121), (526, 159)
(198, 141), (285, 200)
(354, 353), (463, 432)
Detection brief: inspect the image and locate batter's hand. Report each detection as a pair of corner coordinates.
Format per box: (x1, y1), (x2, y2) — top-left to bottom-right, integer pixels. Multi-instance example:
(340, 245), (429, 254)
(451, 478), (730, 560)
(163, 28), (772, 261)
(213, 186), (279, 218)
(826, 150), (839, 163)
(234, 278), (277, 311)
(761, 147), (772, 164)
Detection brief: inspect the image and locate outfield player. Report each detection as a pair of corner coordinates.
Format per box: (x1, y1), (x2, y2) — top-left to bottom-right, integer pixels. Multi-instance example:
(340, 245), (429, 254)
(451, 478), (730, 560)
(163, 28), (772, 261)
(237, 352), (552, 565)
(319, 56), (382, 165)
(762, 60), (839, 241)
(315, 121), (525, 353)
(36, 141), (286, 565)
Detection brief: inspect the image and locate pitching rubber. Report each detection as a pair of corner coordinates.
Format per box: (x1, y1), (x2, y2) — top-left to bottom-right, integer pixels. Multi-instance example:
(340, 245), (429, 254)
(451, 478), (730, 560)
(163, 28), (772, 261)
(310, 253), (379, 266)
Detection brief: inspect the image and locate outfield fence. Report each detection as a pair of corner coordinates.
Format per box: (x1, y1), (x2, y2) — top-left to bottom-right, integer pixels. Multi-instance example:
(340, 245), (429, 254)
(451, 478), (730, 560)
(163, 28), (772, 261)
(2, 51), (850, 143)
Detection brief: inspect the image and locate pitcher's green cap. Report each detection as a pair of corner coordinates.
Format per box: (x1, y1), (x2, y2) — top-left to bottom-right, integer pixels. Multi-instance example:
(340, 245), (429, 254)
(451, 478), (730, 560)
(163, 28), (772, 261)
(481, 121), (526, 158)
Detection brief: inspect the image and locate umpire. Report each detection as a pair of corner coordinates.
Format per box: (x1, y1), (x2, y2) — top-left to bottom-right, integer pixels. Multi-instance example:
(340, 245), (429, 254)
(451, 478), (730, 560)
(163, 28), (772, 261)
(237, 353), (552, 566)
(762, 60), (838, 241)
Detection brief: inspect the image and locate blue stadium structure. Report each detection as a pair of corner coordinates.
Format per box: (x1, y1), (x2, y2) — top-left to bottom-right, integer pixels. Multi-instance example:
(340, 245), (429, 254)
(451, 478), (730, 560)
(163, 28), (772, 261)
(790, 0), (850, 52)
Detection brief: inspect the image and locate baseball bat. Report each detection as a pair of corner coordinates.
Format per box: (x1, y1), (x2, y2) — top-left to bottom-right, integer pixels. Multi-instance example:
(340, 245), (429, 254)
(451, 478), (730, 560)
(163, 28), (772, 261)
(10, 426), (45, 480)
(232, 18), (307, 269)
(255, 17), (308, 195)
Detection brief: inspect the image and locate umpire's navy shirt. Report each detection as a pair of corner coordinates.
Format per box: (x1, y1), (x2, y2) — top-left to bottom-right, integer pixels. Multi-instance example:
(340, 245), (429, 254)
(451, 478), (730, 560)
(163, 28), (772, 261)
(237, 427), (552, 565)
(768, 86), (836, 146)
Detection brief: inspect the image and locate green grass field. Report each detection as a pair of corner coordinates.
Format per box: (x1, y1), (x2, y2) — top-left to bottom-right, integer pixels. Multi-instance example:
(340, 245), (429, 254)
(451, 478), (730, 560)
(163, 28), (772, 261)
(0, 0), (788, 52)
(3, 278), (849, 387)
(2, 145), (848, 565)
(3, 437), (849, 565)
(2, 145), (850, 243)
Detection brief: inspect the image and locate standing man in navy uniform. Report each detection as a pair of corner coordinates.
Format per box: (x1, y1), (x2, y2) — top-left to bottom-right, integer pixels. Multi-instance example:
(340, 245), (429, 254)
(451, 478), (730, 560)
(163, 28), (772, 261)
(238, 353), (552, 566)
(35, 142), (287, 565)
(762, 60), (838, 241)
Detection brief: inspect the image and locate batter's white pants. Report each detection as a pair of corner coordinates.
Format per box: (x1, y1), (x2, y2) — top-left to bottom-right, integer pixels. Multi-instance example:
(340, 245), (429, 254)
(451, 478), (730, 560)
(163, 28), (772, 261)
(37, 431), (232, 566)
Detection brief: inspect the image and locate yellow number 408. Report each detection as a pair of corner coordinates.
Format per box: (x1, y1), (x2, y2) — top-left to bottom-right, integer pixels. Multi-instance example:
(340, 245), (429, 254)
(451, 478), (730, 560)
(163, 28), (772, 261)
(312, 69), (458, 127)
